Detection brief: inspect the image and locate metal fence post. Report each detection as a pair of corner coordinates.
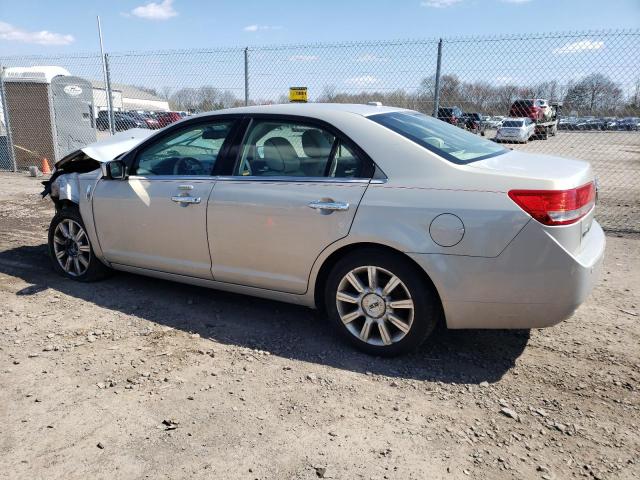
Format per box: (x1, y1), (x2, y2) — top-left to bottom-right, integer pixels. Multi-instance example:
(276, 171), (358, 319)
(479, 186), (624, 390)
(244, 47), (249, 106)
(0, 66), (17, 172)
(432, 38), (443, 117)
(97, 16), (115, 135)
(104, 53), (115, 135)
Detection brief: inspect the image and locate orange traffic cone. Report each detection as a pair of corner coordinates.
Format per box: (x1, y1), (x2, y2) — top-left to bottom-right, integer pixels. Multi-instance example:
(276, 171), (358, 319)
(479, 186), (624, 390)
(41, 157), (51, 174)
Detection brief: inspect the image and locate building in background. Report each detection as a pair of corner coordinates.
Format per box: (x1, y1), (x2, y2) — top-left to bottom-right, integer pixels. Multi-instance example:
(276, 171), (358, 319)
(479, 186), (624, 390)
(90, 80), (170, 115)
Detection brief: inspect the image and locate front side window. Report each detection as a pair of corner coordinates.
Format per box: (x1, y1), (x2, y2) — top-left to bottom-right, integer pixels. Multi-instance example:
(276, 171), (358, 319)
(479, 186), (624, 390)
(370, 111), (506, 164)
(133, 121), (234, 176)
(236, 120), (370, 178)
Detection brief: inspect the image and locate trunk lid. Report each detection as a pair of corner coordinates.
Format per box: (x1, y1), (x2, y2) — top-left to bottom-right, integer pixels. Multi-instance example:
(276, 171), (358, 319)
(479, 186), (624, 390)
(468, 150), (593, 190)
(467, 150), (597, 254)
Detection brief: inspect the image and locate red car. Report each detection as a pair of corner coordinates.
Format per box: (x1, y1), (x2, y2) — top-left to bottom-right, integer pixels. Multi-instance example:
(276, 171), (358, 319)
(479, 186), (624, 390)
(126, 111), (161, 130)
(156, 111), (183, 128)
(509, 99), (549, 122)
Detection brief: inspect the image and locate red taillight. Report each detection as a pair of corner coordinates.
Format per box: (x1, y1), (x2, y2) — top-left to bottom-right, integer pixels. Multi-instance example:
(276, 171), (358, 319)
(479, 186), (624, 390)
(508, 182), (596, 226)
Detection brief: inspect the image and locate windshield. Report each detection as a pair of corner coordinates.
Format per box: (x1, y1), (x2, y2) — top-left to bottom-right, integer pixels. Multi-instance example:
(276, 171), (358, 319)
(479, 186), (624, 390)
(370, 111), (506, 164)
(502, 120), (524, 127)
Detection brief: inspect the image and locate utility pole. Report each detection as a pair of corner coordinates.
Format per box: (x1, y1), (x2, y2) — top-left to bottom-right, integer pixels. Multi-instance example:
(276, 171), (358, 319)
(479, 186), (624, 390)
(97, 16), (114, 135)
(244, 47), (249, 106)
(432, 38), (443, 117)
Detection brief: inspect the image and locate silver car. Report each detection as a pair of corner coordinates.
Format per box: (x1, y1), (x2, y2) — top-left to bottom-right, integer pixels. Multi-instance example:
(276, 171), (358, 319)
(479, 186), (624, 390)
(44, 104), (605, 356)
(495, 117), (536, 143)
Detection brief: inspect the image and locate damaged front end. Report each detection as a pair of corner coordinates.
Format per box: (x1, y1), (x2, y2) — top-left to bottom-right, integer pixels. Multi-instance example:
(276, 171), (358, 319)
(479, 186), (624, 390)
(42, 128), (154, 210)
(42, 151), (102, 210)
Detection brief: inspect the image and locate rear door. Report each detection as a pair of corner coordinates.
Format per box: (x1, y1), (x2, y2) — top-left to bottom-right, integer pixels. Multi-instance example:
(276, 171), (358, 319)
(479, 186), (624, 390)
(208, 116), (374, 294)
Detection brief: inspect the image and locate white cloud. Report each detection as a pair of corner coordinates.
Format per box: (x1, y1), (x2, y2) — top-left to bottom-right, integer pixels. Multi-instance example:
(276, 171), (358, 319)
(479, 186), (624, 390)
(243, 24), (281, 32)
(131, 0), (178, 21)
(344, 75), (379, 87)
(356, 53), (389, 63)
(420, 0), (462, 8)
(289, 54), (318, 62)
(553, 39), (604, 55)
(0, 21), (74, 46)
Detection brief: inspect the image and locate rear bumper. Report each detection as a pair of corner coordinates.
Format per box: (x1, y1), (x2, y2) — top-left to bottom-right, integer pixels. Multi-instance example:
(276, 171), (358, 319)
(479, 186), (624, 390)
(496, 133), (526, 141)
(409, 220), (606, 329)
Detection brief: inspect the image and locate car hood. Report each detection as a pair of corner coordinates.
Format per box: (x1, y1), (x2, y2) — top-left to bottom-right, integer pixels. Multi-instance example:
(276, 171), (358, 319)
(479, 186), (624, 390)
(80, 128), (154, 162)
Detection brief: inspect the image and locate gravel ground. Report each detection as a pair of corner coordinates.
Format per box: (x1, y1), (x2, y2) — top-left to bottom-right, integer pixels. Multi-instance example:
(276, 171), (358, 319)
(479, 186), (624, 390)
(0, 172), (638, 480)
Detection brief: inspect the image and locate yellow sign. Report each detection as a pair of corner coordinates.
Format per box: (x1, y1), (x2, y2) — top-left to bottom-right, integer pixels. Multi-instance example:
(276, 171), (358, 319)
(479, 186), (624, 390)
(289, 87), (308, 103)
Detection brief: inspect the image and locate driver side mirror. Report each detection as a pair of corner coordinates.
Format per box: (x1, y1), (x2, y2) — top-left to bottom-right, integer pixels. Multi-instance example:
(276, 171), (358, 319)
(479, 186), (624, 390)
(102, 160), (127, 180)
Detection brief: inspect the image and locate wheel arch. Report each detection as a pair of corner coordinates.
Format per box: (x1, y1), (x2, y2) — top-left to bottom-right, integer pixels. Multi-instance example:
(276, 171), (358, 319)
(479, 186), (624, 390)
(55, 198), (78, 212)
(312, 241), (445, 322)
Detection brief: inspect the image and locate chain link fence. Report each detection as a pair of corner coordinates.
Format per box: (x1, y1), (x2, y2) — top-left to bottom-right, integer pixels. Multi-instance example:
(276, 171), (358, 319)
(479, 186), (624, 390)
(1, 30), (638, 232)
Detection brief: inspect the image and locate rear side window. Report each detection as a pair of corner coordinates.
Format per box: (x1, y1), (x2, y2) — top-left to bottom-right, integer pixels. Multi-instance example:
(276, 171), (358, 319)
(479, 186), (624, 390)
(235, 120), (372, 179)
(370, 111), (506, 164)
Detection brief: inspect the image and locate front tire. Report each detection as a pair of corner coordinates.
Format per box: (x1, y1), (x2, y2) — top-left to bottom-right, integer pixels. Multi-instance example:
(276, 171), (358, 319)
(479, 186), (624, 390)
(48, 206), (111, 282)
(324, 249), (440, 356)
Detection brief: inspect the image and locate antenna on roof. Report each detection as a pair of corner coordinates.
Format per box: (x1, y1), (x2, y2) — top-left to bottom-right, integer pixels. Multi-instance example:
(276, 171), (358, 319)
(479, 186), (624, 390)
(367, 101), (383, 107)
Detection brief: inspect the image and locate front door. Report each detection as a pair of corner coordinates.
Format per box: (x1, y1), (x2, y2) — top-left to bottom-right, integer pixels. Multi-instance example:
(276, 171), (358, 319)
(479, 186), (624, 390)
(92, 118), (237, 279)
(208, 118), (374, 294)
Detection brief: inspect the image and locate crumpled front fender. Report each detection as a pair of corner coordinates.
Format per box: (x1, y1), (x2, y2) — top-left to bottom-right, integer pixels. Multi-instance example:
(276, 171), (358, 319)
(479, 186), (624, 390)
(51, 172), (81, 205)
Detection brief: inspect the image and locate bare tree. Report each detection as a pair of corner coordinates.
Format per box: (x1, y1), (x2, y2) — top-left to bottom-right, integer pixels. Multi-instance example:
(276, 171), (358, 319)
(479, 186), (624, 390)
(564, 74), (622, 115)
(160, 86), (173, 101)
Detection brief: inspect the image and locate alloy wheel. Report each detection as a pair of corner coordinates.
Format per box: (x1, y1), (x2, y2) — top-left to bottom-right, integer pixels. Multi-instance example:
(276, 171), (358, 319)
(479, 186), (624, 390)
(336, 265), (414, 346)
(52, 219), (91, 277)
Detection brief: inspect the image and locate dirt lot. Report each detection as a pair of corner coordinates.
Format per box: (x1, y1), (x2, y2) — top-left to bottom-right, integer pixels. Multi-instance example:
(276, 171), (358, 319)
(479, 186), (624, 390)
(0, 172), (638, 480)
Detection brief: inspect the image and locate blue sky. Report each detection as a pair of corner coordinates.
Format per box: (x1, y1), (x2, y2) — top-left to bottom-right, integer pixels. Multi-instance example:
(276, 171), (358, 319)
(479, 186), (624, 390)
(0, 1), (638, 103)
(0, 0), (638, 55)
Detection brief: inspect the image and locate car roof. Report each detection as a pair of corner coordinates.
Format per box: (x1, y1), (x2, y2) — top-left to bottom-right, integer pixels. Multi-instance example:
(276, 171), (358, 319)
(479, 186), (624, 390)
(192, 103), (407, 120)
(503, 117), (528, 122)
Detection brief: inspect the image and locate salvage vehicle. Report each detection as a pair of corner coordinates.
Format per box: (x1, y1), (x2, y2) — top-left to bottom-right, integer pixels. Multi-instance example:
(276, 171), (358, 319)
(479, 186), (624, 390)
(509, 99), (560, 139)
(96, 111), (147, 132)
(460, 112), (487, 136)
(495, 117), (536, 143)
(436, 106), (464, 127)
(485, 116), (505, 129)
(43, 103), (605, 356)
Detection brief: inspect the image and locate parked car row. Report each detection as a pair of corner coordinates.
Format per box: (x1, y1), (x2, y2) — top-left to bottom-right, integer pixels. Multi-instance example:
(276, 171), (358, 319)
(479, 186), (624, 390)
(96, 110), (189, 132)
(558, 116), (640, 131)
(436, 107), (487, 135)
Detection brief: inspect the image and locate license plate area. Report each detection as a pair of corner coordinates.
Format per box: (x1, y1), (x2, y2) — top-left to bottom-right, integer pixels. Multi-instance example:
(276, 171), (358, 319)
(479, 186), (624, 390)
(581, 207), (595, 238)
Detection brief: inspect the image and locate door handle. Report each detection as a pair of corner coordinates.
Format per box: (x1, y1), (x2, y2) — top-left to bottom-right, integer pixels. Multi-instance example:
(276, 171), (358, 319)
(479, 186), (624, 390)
(171, 196), (201, 205)
(307, 200), (350, 211)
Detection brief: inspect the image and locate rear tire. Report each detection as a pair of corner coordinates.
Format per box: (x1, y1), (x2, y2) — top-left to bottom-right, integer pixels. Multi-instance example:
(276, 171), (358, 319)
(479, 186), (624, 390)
(48, 206), (111, 282)
(324, 249), (440, 356)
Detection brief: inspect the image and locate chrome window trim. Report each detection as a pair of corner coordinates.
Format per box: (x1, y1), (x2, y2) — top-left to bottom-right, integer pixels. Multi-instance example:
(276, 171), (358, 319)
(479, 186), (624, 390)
(126, 175), (218, 182)
(119, 175), (384, 184)
(215, 175), (372, 184)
